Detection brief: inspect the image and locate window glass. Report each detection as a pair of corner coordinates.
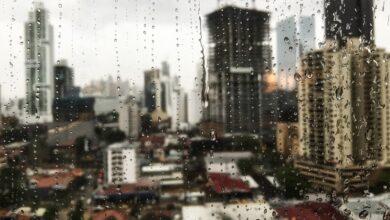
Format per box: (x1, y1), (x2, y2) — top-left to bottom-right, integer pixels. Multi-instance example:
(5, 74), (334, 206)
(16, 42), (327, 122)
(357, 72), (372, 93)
(0, 0), (389, 219)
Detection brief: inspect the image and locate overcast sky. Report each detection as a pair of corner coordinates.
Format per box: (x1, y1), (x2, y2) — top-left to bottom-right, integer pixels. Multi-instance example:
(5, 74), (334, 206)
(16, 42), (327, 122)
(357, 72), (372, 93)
(1, 0), (390, 100)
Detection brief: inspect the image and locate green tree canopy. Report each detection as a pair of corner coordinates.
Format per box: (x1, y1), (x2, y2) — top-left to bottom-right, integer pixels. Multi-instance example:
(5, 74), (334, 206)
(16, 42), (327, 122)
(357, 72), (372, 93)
(275, 166), (310, 199)
(0, 167), (26, 208)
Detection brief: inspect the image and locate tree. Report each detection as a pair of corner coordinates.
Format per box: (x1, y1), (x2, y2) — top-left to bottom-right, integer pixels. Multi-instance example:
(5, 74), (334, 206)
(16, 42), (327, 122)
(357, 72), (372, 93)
(42, 205), (58, 220)
(370, 168), (390, 194)
(1, 116), (19, 129)
(237, 158), (257, 175)
(275, 166), (310, 199)
(27, 137), (50, 166)
(104, 129), (125, 144)
(96, 111), (119, 123)
(74, 136), (93, 165)
(68, 200), (84, 220)
(95, 127), (125, 144)
(0, 167), (26, 207)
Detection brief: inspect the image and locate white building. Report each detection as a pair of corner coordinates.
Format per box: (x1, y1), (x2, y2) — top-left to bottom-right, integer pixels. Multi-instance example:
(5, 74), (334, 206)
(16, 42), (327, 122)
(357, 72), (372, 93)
(187, 63), (203, 125)
(104, 141), (139, 185)
(171, 76), (188, 131)
(25, 2), (54, 123)
(204, 152), (254, 176)
(118, 99), (140, 139)
(182, 201), (276, 220)
(276, 15), (316, 89)
(141, 163), (183, 187)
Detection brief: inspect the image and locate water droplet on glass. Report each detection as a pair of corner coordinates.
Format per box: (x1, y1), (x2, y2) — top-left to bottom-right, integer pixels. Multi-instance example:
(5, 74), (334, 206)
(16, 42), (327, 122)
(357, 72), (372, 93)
(366, 129), (373, 141)
(294, 73), (302, 82)
(304, 69), (313, 79)
(358, 210), (368, 219)
(335, 87), (343, 100)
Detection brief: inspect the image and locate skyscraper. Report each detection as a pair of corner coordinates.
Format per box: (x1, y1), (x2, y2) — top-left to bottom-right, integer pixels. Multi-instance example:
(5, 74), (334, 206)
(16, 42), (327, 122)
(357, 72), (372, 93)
(204, 6), (271, 134)
(25, 2), (54, 122)
(276, 16), (316, 89)
(160, 62), (173, 116)
(277, 16), (296, 77)
(54, 59), (75, 99)
(171, 76), (188, 131)
(144, 69), (161, 113)
(325, 0), (374, 47)
(188, 63), (203, 125)
(119, 98), (140, 139)
(296, 39), (390, 192)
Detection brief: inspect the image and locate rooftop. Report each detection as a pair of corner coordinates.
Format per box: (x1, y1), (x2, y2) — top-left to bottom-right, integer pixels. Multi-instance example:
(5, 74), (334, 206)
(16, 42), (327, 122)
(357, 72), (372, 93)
(107, 141), (140, 150)
(182, 201), (276, 220)
(30, 168), (83, 189)
(91, 209), (128, 220)
(208, 172), (250, 194)
(276, 202), (347, 220)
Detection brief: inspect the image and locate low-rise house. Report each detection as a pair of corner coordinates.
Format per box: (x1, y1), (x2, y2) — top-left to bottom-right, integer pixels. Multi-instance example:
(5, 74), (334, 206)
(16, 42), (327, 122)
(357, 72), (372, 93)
(276, 202), (347, 220)
(90, 209), (129, 220)
(206, 172), (252, 201)
(93, 179), (160, 205)
(182, 201), (276, 219)
(28, 168), (84, 199)
(141, 163), (183, 188)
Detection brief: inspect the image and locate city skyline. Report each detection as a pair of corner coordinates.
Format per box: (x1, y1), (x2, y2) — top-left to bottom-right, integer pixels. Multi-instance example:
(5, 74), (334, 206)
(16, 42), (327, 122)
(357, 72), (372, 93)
(2, 0), (390, 100)
(1, 0), (390, 219)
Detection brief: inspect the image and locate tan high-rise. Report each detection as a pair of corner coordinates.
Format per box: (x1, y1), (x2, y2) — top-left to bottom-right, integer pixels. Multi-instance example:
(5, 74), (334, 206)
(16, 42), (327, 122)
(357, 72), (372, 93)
(296, 38), (390, 192)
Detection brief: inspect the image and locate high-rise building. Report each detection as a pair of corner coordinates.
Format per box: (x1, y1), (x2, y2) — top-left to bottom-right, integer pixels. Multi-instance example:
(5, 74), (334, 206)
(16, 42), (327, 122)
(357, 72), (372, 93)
(297, 16), (316, 56)
(276, 16), (316, 89)
(0, 85), (2, 131)
(54, 59), (76, 99)
(296, 39), (390, 192)
(144, 69), (162, 113)
(160, 62), (173, 116)
(104, 141), (139, 185)
(25, 2), (54, 122)
(204, 6), (271, 134)
(325, 0), (374, 47)
(119, 98), (140, 139)
(171, 76), (188, 131)
(277, 16), (296, 78)
(187, 63), (203, 125)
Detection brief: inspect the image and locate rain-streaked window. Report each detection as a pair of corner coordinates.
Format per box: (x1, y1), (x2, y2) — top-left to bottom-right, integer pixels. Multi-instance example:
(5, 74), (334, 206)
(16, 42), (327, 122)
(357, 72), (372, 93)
(1, 0), (390, 219)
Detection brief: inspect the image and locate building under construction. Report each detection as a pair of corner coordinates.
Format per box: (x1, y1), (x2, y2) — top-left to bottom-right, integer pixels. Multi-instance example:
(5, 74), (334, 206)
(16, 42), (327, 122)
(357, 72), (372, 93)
(203, 6), (271, 135)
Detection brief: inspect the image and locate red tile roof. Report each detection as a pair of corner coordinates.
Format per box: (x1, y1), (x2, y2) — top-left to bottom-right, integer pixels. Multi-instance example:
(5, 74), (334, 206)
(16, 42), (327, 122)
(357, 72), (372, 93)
(92, 209), (127, 220)
(208, 172), (251, 194)
(276, 202), (347, 220)
(31, 168), (84, 189)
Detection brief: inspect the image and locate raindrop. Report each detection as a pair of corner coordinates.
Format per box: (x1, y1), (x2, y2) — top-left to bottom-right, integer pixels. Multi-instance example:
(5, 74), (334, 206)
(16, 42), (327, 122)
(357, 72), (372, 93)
(304, 69), (313, 79)
(343, 209), (351, 216)
(366, 129), (372, 141)
(294, 72), (302, 81)
(359, 210), (369, 219)
(335, 87), (343, 100)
